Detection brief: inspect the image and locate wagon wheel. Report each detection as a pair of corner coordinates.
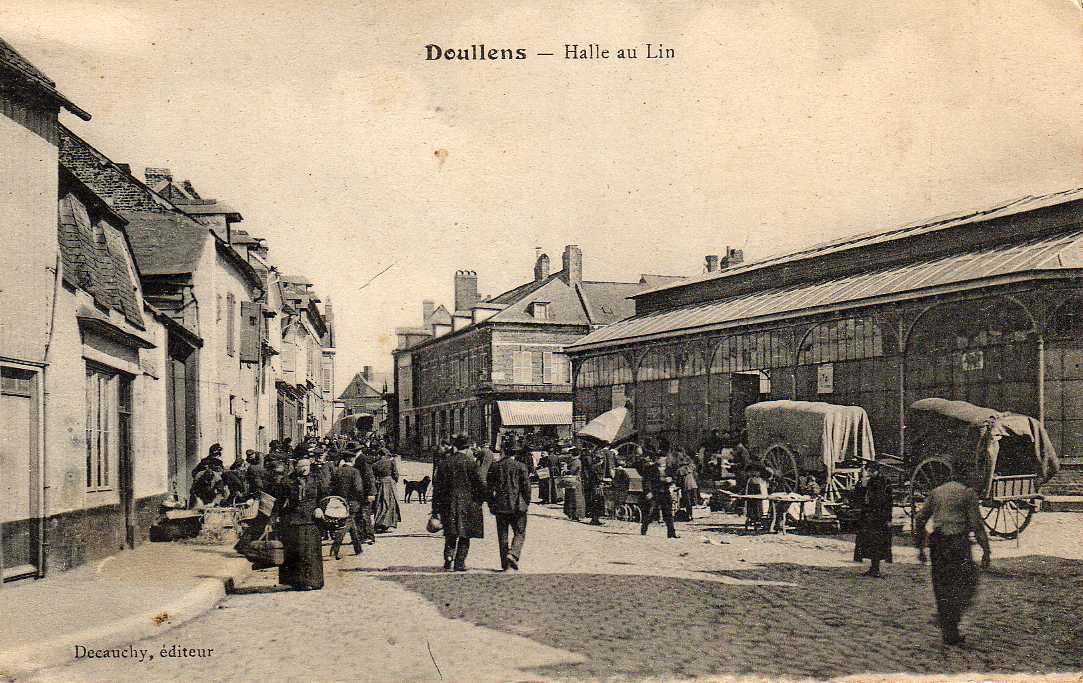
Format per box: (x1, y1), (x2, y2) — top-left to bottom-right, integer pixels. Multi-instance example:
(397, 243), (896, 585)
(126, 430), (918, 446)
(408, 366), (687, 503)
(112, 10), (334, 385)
(761, 443), (799, 493)
(980, 499), (1034, 540)
(909, 457), (953, 511)
(630, 503), (643, 522)
(614, 504), (633, 521)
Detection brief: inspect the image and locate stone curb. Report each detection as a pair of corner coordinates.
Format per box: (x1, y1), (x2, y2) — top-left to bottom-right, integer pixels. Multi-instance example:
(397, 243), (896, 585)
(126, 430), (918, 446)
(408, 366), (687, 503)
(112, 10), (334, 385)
(0, 556), (252, 681)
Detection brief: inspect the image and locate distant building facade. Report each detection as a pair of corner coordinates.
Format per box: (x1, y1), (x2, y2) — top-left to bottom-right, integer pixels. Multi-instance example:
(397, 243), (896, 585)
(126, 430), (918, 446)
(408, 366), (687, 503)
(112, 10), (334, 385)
(392, 245), (679, 453)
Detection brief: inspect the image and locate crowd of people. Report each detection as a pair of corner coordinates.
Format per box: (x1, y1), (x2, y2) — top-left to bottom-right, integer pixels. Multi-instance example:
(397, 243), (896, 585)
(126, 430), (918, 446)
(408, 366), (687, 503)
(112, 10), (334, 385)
(186, 433), (401, 591)
(184, 424), (991, 646)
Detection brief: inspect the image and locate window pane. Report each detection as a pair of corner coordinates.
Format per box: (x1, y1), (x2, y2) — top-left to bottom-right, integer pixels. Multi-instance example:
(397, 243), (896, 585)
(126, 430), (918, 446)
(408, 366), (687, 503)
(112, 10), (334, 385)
(85, 372), (94, 488)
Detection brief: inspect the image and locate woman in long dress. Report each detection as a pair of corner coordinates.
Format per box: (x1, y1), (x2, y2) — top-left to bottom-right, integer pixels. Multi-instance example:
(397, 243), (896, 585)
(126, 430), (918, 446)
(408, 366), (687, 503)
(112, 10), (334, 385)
(853, 461), (894, 577)
(562, 455), (586, 521)
(274, 457), (325, 590)
(372, 449), (401, 532)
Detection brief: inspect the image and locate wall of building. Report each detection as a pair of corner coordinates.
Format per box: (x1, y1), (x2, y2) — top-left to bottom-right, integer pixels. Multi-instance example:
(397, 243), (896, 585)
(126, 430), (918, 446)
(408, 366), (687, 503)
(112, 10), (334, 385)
(490, 327), (576, 387)
(191, 245), (260, 465)
(0, 112), (59, 365)
(571, 286), (1083, 466)
(34, 281), (169, 574)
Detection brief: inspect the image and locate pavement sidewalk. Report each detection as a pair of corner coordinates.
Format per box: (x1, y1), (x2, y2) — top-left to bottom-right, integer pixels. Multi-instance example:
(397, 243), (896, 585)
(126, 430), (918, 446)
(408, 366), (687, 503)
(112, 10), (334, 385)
(0, 541), (251, 681)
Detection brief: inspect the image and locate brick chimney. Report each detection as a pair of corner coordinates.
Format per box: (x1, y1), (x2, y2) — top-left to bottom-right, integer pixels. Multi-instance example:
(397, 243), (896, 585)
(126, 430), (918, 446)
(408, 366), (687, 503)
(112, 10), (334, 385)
(422, 300), (435, 327)
(454, 270), (480, 311)
(561, 244), (582, 284)
(144, 167), (172, 186)
(705, 254), (719, 272)
(362, 365), (372, 380)
(534, 253), (550, 281)
(721, 246), (744, 269)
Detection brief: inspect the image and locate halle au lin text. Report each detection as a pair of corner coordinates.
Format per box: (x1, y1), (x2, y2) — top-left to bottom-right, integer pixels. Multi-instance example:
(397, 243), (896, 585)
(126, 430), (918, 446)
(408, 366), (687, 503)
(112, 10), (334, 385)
(424, 43), (676, 61)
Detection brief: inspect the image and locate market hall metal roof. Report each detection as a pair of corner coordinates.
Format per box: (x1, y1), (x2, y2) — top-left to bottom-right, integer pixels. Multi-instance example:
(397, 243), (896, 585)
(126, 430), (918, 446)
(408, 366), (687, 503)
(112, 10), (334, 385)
(633, 188), (1083, 300)
(566, 227), (1083, 352)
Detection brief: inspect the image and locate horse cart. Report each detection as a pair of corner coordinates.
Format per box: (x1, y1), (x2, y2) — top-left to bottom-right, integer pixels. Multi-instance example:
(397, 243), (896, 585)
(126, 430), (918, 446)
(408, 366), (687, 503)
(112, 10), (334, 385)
(906, 398), (1060, 539)
(744, 400), (878, 501)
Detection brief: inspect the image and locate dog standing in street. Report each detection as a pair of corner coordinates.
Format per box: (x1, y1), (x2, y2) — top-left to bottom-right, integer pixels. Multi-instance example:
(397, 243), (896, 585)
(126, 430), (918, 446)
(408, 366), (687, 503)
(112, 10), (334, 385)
(404, 476), (431, 503)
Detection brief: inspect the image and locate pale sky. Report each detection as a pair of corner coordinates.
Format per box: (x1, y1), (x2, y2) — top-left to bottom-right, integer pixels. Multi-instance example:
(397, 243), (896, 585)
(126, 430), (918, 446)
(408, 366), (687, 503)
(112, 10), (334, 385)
(4, 0), (1081, 384)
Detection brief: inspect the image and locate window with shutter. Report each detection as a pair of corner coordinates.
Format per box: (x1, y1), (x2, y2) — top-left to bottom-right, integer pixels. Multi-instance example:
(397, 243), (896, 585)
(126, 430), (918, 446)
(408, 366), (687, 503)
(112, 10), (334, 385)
(543, 351), (554, 384)
(225, 293), (236, 356)
(282, 338), (296, 373)
(321, 366), (332, 394)
(240, 301), (261, 363)
(513, 350), (531, 384)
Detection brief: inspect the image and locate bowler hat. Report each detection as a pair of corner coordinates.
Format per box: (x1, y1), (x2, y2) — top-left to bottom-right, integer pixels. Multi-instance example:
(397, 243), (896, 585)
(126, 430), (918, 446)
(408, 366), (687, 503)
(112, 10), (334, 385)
(451, 433), (471, 450)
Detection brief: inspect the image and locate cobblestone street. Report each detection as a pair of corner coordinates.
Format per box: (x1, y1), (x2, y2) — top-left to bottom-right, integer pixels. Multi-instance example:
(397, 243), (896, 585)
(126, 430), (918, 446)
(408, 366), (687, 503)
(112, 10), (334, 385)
(32, 462), (1083, 682)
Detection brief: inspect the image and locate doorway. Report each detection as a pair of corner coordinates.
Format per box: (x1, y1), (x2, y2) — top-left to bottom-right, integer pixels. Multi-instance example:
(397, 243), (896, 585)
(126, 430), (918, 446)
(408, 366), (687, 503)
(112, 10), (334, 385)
(1, 366), (41, 581)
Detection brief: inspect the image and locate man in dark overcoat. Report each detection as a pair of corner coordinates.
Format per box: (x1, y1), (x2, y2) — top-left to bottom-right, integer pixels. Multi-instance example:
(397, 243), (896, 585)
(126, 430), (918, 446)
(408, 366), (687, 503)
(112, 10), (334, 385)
(353, 448), (377, 544)
(487, 448), (531, 570)
(328, 456), (368, 559)
(637, 450), (679, 539)
(432, 433), (486, 571)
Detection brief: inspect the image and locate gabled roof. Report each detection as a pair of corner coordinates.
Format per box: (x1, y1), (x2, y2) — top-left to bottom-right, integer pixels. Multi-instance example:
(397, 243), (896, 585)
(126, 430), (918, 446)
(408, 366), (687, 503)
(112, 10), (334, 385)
(58, 169), (144, 328)
(486, 274), (644, 326)
(338, 371), (389, 401)
(430, 305), (453, 326)
(0, 36), (90, 120)
(58, 124), (263, 291)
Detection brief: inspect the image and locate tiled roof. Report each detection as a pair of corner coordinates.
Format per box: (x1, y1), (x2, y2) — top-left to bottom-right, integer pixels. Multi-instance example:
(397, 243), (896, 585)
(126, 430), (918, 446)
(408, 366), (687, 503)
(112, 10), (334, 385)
(636, 187), (1083, 299)
(120, 211), (209, 276)
(58, 192), (144, 328)
(486, 275), (645, 326)
(338, 371), (389, 401)
(58, 124), (262, 290)
(58, 124), (174, 213)
(175, 200), (242, 219)
(567, 227), (1083, 351)
(639, 274), (686, 287)
(580, 281), (643, 325)
(0, 36), (90, 120)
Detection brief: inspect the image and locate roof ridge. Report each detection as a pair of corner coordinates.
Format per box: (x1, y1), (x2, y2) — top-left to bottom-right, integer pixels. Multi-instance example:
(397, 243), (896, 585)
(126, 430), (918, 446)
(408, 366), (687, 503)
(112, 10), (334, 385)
(635, 187), (1083, 298)
(489, 270), (564, 304)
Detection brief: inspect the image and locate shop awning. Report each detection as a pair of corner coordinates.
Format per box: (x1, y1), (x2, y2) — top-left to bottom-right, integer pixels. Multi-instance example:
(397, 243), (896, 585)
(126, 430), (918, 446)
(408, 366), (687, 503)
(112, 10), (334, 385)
(496, 400), (573, 427)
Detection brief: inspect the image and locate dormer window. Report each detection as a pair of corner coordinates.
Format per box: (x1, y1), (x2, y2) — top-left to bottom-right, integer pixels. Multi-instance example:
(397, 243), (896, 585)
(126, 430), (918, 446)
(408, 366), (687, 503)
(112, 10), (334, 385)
(529, 301), (550, 320)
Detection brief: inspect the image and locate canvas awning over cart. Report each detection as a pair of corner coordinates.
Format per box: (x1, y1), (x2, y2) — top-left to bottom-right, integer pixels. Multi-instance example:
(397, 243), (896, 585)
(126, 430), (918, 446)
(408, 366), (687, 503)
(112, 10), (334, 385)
(576, 406), (636, 445)
(745, 400), (876, 471)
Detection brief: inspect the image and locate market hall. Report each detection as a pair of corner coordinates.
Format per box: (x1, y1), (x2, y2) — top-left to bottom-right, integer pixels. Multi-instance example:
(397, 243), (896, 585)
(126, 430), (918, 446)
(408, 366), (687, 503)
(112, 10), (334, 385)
(565, 189), (1083, 478)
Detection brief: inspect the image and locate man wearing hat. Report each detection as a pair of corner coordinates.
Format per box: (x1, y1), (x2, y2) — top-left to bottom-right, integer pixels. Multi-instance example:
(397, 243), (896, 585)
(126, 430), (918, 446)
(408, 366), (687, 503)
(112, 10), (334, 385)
(637, 448), (679, 539)
(487, 444), (531, 570)
(328, 455), (368, 559)
(432, 433), (486, 571)
(353, 447), (377, 544)
(192, 443), (225, 478)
